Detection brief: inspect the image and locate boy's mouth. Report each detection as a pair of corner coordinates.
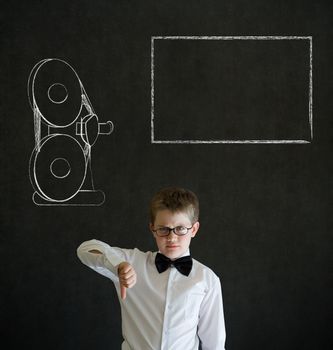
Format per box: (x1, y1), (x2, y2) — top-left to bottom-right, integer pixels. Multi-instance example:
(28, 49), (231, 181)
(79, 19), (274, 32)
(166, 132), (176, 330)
(166, 245), (179, 248)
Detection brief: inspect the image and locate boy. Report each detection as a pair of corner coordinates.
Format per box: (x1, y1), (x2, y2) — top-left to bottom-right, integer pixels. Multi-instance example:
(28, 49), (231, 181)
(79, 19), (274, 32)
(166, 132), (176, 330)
(77, 187), (226, 349)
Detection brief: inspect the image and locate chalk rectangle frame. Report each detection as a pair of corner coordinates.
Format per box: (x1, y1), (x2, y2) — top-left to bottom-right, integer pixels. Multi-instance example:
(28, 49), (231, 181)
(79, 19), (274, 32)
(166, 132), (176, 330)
(151, 35), (313, 144)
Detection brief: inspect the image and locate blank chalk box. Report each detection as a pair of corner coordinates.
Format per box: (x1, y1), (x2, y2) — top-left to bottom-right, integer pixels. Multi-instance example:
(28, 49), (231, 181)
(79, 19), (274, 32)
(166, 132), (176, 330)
(151, 36), (313, 144)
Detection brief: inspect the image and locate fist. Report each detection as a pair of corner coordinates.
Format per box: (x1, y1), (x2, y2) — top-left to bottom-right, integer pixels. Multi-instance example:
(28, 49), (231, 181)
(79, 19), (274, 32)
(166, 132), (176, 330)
(117, 262), (137, 300)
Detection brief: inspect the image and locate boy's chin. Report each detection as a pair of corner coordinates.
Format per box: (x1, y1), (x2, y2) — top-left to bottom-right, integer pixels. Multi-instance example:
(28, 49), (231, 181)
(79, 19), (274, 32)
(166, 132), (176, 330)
(162, 248), (185, 260)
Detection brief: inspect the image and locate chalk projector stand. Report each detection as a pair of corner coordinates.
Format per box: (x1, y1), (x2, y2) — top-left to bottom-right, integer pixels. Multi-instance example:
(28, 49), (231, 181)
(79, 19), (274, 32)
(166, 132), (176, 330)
(32, 190), (105, 206)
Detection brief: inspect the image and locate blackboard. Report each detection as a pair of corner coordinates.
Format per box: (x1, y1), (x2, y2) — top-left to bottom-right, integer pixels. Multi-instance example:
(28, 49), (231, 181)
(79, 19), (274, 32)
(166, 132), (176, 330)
(1, 1), (332, 349)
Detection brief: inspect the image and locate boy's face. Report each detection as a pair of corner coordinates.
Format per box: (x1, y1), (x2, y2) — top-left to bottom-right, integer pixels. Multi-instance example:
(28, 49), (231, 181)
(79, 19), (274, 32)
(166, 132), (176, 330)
(150, 209), (199, 260)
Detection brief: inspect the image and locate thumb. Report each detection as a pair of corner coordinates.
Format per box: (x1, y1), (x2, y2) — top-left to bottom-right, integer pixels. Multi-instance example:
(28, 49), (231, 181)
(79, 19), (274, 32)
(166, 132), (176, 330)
(120, 285), (127, 300)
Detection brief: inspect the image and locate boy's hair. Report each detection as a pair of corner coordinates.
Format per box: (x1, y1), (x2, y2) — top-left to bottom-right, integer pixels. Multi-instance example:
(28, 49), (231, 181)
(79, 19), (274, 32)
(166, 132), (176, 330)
(150, 187), (199, 224)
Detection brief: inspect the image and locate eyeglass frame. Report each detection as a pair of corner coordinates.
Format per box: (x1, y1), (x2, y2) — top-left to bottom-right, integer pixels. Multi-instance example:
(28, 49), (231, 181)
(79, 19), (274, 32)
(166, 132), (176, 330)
(151, 225), (194, 237)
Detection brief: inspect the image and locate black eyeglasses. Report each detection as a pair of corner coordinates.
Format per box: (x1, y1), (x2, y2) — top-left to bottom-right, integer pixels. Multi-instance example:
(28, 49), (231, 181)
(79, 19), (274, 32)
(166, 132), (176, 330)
(152, 226), (193, 237)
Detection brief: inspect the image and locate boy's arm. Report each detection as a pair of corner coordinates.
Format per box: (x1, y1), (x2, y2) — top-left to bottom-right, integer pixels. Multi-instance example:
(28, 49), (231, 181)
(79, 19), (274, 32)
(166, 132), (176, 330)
(197, 277), (226, 350)
(77, 239), (124, 276)
(77, 239), (137, 299)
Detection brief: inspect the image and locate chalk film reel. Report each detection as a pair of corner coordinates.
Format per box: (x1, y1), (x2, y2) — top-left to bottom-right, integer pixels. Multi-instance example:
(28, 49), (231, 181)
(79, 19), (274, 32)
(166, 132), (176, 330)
(28, 58), (83, 128)
(28, 58), (113, 205)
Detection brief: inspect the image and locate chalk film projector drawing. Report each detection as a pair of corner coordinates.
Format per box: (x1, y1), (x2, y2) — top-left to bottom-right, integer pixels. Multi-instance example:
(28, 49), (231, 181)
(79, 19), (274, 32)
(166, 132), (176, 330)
(28, 58), (113, 206)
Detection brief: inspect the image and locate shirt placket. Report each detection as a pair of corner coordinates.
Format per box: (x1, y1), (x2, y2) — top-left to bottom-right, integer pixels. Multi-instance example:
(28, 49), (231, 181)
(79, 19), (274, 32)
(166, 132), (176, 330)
(160, 265), (176, 350)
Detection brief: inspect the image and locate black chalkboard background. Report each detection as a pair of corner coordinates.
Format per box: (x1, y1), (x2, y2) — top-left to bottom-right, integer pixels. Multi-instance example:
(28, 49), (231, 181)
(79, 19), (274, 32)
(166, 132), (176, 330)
(1, 1), (332, 349)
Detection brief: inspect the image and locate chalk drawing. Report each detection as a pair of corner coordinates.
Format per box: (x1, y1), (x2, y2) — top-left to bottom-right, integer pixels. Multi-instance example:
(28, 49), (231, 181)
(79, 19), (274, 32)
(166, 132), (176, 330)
(28, 58), (114, 206)
(151, 36), (313, 144)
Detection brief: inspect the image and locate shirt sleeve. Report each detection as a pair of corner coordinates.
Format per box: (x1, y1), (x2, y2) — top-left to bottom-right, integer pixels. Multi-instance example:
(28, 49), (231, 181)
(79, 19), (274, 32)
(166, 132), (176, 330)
(197, 276), (226, 350)
(77, 239), (128, 283)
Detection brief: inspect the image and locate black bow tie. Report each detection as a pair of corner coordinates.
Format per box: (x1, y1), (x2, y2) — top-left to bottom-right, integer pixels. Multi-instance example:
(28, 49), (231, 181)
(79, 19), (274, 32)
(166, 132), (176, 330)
(155, 252), (193, 276)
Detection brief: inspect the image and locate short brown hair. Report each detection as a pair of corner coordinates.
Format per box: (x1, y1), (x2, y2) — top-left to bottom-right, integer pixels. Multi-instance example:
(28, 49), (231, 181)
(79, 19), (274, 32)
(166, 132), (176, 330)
(149, 187), (199, 224)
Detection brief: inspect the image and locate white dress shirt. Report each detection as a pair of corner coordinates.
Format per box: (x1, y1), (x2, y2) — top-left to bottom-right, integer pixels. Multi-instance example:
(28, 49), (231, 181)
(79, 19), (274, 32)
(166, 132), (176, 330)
(77, 239), (226, 350)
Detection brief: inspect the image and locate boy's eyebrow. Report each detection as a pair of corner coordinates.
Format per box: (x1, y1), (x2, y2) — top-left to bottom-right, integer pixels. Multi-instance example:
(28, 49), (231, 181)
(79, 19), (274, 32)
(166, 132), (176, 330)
(155, 224), (188, 228)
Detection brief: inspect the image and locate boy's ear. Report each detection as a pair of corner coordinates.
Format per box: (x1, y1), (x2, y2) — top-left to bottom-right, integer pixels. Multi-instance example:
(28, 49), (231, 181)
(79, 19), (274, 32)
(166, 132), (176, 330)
(149, 223), (154, 233)
(149, 223), (156, 238)
(191, 221), (200, 237)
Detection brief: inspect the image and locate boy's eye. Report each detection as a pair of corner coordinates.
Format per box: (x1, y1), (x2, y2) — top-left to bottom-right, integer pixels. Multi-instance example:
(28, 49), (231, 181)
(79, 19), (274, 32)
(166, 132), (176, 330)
(158, 227), (170, 234)
(175, 226), (187, 234)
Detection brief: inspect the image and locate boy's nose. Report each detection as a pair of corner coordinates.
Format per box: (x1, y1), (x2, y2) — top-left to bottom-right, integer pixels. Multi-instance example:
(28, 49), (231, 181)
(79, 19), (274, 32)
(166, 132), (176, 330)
(167, 232), (178, 241)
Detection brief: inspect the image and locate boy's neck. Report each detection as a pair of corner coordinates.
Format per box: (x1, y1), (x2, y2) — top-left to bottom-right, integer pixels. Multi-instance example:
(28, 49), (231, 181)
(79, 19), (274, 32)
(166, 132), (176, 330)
(158, 248), (190, 260)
